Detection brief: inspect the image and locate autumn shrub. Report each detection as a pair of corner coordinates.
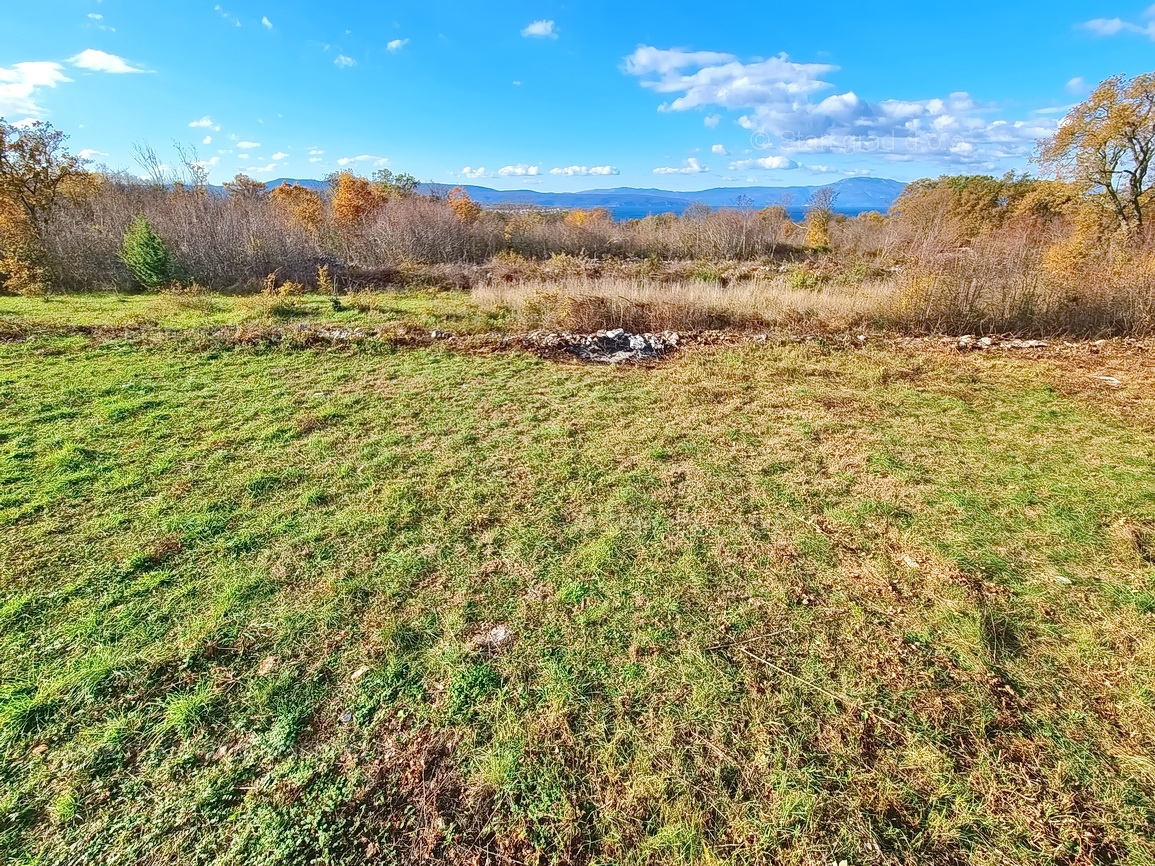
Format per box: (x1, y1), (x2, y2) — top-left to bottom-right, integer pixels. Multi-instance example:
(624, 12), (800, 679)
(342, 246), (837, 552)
(271, 183), (326, 236)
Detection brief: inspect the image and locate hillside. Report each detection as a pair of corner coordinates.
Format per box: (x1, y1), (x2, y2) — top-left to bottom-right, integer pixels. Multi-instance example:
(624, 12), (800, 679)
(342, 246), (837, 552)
(261, 176), (907, 219)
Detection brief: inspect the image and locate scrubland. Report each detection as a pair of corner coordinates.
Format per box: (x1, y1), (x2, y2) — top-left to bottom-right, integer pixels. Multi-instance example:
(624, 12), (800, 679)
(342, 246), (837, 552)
(3, 102), (1155, 864)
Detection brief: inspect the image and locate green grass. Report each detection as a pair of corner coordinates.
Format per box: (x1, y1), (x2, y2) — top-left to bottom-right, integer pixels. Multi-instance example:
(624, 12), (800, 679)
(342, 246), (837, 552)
(1, 298), (1154, 864)
(0, 290), (504, 335)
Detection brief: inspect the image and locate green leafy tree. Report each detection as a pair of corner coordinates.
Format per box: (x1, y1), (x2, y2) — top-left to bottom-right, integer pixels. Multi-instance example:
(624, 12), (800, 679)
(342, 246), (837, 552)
(120, 216), (175, 289)
(372, 168), (420, 196)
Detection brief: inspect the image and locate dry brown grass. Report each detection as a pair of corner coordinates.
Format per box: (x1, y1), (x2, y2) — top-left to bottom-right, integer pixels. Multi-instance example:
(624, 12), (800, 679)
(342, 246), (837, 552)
(473, 276), (896, 333)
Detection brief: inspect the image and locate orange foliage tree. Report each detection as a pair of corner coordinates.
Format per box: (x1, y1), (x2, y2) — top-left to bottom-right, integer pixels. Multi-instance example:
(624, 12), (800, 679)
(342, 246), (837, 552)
(270, 182), (326, 235)
(330, 172), (390, 229)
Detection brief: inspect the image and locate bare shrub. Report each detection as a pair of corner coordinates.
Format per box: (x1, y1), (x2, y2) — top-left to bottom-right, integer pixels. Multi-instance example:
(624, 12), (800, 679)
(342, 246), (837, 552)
(41, 176), (323, 291)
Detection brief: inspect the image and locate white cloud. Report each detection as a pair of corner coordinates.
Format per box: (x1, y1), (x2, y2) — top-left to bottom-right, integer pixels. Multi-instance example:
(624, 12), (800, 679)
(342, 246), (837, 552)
(309, 157), (324, 163)
(237, 140), (261, 150)
(69, 49), (147, 74)
(521, 20), (557, 39)
(728, 156), (798, 170)
(88, 13), (102, 19)
(245, 163), (277, 173)
(653, 157), (708, 175)
(711, 144), (728, 155)
(1083, 17), (1130, 35)
(238, 154), (250, 160)
(77, 148), (108, 160)
(202, 135), (213, 145)
(334, 54), (356, 68)
(214, 4), (242, 27)
(704, 114), (721, 129)
(195, 156), (221, 169)
(336, 154), (389, 167)
(1066, 76), (1089, 95)
(271, 151), (288, 160)
(460, 167), (489, 179)
(549, 165), (620, 176)
(0, 61), (70, 117)
(261, 16), (273, 29)
(387, 38), (409, 52)
(498, 164), (540, 177)
(625, 44), (1058, 169)
(189, 116), (220, 131)
(1082, 14), (1155, 38)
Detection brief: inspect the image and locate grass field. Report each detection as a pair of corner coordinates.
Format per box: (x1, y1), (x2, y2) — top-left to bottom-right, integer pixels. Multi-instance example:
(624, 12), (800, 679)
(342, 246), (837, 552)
(2, 292), (1155, 865)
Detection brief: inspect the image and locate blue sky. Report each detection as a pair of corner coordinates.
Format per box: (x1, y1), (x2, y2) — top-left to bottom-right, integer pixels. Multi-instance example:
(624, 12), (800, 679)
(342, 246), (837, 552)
(2, 1), (1153, 190)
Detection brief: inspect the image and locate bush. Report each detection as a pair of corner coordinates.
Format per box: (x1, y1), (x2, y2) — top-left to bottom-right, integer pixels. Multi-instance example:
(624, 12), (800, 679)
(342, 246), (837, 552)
(120, 215), (175, 289)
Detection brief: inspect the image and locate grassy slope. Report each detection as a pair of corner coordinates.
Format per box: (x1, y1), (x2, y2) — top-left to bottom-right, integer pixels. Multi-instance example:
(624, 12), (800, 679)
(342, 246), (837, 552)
(1, 295), (1154, 865)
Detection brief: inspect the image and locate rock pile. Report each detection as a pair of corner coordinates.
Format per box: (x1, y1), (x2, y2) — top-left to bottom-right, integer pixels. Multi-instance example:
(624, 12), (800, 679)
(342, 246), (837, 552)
(535, 328), (680, 363)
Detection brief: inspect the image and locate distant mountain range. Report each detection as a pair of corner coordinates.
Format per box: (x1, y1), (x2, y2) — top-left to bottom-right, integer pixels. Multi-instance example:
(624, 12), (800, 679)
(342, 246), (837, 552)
(260, 176), (907, 220)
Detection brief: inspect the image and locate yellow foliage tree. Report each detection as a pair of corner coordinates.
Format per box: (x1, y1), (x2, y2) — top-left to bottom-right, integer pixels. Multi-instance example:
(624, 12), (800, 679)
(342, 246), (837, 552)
(803, 187), (837, 249)
(447, 186), (481, 223)
(891, 174), (1037, 243)
(1037, 73), (1155, 238)
(563, 208), (610, 228)
(0, 119), (84, 294)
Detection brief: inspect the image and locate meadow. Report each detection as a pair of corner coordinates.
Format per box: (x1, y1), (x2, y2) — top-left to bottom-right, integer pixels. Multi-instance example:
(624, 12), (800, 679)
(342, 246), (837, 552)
(2, 290), (1154, 865)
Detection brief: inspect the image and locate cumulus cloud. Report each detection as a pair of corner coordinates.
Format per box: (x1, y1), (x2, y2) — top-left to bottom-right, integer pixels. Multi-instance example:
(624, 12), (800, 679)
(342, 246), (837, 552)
(334, 54), (356, 68)
(711, 144), (728, 155)
(78, 148), (108, 160)
(69, 49), (147, 73)
(549, 165), (620, 176)
(195, 156), (221, 169)
(308, 148), (324, 156)
(237, 140), (261, 150)
(245, 163), (278, 173)
(625, 44), (1058, 169)
(498, 164), (540, 177)
(336, 154), (389, 167)
(704, 114), (721, 128)
(653, 157), (708, 175)
(1066, 76), (1089, 95)
(728, 156), (798, 170)
(387, 38), (409, 51)
(460, 167), (489, 179)
(189, 116), (220, 131)
(202, 135), (213, 145)
(0, 61), (70, 117)
(261, 16), (273, 29)
(521, 20), (557, 39)
(271, 151), (288, 160)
